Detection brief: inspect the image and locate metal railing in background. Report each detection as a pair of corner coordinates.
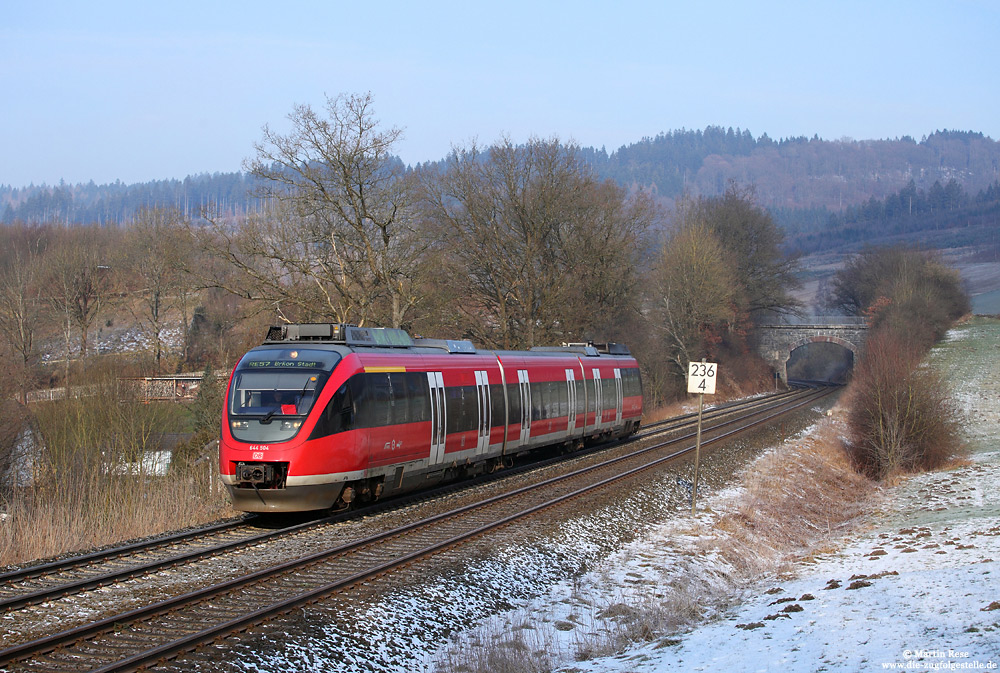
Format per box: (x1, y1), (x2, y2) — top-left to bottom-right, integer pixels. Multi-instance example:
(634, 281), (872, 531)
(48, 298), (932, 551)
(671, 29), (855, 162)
(25, 371), (228, 404)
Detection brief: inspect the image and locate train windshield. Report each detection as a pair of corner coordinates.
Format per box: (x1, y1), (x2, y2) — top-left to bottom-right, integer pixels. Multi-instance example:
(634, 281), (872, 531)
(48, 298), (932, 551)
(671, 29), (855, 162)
(227, 348), (341, 442)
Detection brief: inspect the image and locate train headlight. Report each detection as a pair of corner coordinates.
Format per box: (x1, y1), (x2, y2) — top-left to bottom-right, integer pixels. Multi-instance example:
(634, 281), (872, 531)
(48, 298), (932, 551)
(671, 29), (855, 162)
(281, 420), (302, 430)
(231, 420), (250, 430)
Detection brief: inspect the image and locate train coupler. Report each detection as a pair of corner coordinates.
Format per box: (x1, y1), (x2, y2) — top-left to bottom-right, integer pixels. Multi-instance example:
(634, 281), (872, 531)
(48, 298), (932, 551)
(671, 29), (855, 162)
(235, 462), (288, 489)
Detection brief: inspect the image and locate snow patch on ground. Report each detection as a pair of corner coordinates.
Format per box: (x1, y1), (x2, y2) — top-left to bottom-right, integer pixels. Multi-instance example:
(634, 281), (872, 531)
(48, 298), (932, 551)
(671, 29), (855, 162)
(557, 454), (1000, 673)
(41, 324), (184, 361)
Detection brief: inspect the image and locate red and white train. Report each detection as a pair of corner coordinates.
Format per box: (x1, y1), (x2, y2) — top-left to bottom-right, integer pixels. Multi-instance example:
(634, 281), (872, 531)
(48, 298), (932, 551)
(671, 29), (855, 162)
(219, 324), (643, 513)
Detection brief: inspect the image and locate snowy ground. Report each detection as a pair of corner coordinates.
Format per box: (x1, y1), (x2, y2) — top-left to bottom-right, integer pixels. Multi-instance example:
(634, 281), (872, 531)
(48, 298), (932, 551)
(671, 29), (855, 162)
(432, 318), (1000, 673)
(556, 451), (1000, 673)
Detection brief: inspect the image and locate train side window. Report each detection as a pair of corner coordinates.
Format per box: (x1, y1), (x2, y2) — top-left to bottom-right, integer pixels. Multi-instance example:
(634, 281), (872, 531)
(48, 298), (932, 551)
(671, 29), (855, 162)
(308, 382), (354, 440)
(445, 385), (477, 434)
(405, 372), (430, 424)
(630, 368), (641, 397)
(348, 374), (365, 427)
(543, 381), (553, 419)
(350, 373), (381, 428)
(507, 382), (520, 424)
(627, 368), (642, 397)
(463, 385), (477, 431)
(388, 372), (408, 425)
(541, 380), (561, 419)
(530, 381), (543, 421)
(368, 373), (392, 427)
(602, 376), (616, 410)
(490, 383), (505, 428)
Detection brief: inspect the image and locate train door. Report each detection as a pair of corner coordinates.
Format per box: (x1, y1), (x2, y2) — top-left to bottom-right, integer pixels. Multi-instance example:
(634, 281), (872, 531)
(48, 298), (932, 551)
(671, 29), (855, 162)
(614, 368), (623, 423)
(565, 368), (577, 433)
(517, 369), (531, 445)
(427, 371), (446, 465)
(474, 370), (491, 455)
(592, 368), (603, 428)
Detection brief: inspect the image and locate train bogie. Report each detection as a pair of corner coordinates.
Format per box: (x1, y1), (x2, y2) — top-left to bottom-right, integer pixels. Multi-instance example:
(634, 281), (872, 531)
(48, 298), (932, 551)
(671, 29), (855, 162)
(219, 325), (642, 513)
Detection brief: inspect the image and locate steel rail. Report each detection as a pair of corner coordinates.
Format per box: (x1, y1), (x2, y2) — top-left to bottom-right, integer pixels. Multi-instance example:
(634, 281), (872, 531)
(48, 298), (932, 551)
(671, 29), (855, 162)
(0, 515), (336, 612)
(0, 517), (252, 585)
(635, 387), (803, 437)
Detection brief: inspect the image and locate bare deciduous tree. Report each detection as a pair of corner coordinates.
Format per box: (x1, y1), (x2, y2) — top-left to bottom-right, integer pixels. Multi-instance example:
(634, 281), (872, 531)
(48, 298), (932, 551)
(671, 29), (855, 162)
(419, 137), (654, 348)
(557, 180), (658, 342)
(648, 211), (737, 377)
(846, 328), (963, 479)
(124, 207), (196, 372)
(826, 245), (968, 348)
(700, 183), (802, 320)
(217, 92), (425, 328)
(0, 243), (44, 403)
(44, 227), (118, 383)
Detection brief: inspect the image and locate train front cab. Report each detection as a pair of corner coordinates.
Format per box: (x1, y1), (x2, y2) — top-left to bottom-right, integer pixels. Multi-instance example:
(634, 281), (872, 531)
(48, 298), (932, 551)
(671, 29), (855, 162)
(220, 346), (368, 513)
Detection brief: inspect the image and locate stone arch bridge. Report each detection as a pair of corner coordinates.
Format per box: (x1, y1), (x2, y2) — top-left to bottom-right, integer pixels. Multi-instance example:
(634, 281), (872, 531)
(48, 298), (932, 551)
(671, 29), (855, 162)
(756, 319), (869, 382)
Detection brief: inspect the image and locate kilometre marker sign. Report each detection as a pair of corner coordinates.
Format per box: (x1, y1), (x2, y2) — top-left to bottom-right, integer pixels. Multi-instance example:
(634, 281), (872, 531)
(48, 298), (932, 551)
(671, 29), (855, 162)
(687, 361), (717, 395)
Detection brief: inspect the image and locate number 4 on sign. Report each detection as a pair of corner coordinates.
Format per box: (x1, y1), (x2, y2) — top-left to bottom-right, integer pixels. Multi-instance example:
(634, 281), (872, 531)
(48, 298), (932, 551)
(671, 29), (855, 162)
(687, 361), (718, 395)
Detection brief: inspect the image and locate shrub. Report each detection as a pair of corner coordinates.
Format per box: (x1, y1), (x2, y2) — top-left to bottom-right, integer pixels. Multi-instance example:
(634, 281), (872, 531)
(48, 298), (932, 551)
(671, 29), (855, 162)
(845, 329), (964, 480)
(828, 245), (970, 351)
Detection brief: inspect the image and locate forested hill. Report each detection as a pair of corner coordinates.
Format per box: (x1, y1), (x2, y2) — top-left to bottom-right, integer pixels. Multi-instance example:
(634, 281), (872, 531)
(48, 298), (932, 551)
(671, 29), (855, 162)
(3, 128), (998, 231)
(583, 128), (1000, 210)
(0, 173), (264, 226)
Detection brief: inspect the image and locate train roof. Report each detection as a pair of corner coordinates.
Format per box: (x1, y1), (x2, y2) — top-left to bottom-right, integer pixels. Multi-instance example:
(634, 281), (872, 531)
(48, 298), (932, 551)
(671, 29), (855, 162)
(262, 323), (632, 358)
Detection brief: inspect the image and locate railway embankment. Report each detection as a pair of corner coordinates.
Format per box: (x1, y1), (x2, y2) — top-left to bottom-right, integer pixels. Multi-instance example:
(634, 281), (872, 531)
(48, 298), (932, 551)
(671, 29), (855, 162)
(435, 317), (1000, 673)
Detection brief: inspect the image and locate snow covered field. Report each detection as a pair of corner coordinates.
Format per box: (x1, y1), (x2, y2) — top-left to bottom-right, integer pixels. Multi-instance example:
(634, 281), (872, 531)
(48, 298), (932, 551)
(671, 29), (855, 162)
(433, 318), (1000, 673)
(553, 451), (1000, 672)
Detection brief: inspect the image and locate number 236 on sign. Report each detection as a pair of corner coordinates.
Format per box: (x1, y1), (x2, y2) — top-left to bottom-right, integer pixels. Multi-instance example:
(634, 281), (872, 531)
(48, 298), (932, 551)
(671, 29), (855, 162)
(687, 361), (718, 395)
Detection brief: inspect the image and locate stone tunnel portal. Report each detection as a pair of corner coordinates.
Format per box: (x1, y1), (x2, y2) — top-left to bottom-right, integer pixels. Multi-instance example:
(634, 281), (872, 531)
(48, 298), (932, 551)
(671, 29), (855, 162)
(756, 322), (869, 384)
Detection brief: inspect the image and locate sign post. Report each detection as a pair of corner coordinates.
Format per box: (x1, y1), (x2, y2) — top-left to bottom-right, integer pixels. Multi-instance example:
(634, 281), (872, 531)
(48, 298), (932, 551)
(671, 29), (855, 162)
(687, 359), (717, 514)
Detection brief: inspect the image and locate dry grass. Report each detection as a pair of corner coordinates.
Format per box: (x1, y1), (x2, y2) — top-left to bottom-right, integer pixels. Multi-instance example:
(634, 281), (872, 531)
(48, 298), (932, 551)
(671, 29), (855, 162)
(710, 412), (876, 573)
(435, 617), (559, 673)
(0, 465), (234, 566)
(0, 367), (235, 568)
(642, 400), (692, 424)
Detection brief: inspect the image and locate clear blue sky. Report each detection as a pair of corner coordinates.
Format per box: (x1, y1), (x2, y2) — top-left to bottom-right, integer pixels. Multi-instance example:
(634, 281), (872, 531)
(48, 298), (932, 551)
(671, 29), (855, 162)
(2, 1), (997, 187)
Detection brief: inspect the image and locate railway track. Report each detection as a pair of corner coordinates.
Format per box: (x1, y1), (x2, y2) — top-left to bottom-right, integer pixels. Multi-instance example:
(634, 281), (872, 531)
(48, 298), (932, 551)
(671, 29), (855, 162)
(0, 386), (834, 672)
(636, 386), (804, 438)
(0, 386), (802, 613)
